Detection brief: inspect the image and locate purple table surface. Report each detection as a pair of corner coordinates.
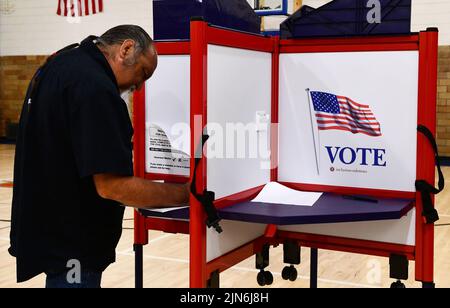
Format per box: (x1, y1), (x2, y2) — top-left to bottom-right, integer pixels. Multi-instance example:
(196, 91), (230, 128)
(140, 193), (414, 226)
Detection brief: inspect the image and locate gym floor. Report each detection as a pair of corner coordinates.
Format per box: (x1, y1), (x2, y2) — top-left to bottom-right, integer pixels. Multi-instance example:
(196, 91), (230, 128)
(1, 144), (449, 288)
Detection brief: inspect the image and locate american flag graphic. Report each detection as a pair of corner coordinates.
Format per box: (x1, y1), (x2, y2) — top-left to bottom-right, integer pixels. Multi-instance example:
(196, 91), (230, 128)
(57, 0), (103, 17)
(310, 91), (382, 137)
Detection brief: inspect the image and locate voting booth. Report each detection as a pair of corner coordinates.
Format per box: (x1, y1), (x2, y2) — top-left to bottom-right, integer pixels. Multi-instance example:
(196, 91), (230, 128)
(133, 20), (439, 288)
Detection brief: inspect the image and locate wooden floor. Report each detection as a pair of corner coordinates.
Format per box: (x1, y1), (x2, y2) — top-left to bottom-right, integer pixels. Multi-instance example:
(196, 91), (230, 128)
(0, 143), (449, 288)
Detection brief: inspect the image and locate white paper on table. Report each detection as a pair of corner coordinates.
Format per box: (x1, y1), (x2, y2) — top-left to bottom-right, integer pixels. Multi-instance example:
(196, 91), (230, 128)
(251, 182), (322, 207)
(143, 205), (189, 213)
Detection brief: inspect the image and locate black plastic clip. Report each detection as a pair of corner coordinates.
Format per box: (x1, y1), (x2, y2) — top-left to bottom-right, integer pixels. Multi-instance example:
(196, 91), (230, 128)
(415, 125), (444, 224)
(196, 189), (222, 233)
(191, 134), (223, 233)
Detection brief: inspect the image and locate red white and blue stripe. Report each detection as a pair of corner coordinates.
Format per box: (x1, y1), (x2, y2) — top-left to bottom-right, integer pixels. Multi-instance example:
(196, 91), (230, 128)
(310, 91), (382, 137)
(57, 0), (103, 17)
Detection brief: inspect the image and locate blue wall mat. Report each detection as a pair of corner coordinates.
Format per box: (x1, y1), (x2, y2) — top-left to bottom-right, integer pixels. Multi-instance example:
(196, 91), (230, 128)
(280, 0), (411, 39)
(153, 0), (261, 40)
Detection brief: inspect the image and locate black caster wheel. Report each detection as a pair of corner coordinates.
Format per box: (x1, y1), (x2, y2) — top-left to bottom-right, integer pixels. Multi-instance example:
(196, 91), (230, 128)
(422, 282), (435, 289)
(282, 265), (298, 281)
(257, 271), (273, 286)
(257, 271), (266, 286)
(391, 280), (406, 288)
(289, 266), (297, 281)
(281, 266), (290, 280)
(264, 271), (274, 285)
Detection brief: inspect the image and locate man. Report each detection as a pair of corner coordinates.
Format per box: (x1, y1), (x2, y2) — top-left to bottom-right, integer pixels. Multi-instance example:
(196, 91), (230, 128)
(9, 25), (190, 288)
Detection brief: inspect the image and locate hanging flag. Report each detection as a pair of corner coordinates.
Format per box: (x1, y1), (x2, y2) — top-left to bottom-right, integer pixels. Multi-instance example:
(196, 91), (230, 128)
(57, 0), (103, 17)
(310, 91), (382, 137)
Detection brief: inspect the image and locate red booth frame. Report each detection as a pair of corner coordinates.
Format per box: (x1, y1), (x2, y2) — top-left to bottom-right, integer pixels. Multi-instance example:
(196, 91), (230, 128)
(133, 21), (438, 288)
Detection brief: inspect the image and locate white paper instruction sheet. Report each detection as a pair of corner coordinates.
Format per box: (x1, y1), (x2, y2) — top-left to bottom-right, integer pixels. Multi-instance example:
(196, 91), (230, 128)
(146, 124), (190, 176)
(251, 182), (322, 206)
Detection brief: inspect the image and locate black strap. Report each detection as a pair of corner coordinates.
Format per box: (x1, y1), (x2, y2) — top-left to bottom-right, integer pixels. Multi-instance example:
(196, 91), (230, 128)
(190, 134), (223, 233)
(415, 125), (445, 224)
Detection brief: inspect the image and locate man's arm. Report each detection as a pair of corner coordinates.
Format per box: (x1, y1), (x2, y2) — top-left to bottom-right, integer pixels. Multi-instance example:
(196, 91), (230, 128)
(93, 174), (190, 209)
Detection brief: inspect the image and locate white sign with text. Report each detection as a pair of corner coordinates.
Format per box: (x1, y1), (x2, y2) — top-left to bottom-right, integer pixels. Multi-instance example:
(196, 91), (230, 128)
(278, 51), (419, 192)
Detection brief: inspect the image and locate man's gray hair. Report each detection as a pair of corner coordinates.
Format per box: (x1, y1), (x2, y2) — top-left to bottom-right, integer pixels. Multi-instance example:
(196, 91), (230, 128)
(96, 25), (154, 56)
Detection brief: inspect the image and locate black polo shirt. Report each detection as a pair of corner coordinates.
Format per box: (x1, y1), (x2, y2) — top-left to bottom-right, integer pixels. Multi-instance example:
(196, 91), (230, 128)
(9, 36), (134, 282)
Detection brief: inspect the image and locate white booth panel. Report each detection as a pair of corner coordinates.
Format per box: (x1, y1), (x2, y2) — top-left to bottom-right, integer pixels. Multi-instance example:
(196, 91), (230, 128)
(279, 208), (416, 246)
(145, 55), (190, 176)
(207, 45), (272, 199)
(278, 51), (419, 192)
(207, 220), (266, 262)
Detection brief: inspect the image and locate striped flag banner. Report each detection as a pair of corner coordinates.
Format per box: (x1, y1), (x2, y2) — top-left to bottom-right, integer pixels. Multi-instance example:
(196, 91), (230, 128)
(57, 0), (103, 17)
(310, 91), (382, 137)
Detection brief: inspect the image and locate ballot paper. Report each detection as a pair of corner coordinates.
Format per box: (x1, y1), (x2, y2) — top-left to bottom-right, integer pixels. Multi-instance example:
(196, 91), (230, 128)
(144, 205), (188, 213)
(149, 182), (323, 213)
(144, 182), (322, 214)
(251, 182), (322, 207)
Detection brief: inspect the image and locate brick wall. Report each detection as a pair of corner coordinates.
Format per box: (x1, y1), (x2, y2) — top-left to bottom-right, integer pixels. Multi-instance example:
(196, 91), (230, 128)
(0, 56), (47, 137)
(1, 48), (450, 156)
(437, 46), (450, 156)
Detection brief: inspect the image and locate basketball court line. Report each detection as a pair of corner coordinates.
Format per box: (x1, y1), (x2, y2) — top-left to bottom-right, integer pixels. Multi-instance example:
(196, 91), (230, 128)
(0, 236), (393, 287)
(116, 234), (174, 255)
(115, 251), (379, 288)
(0, 180), (13, 188)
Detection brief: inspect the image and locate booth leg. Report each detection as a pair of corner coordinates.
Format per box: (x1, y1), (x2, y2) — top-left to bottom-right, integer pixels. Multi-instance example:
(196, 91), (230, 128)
(310, 248), (318, 289)
(389, 254), (408, 288)
(281, 241), (300, 282)
(256, 244), (273, 286)
(422, 282), (435, 288)
(134, 244), (144, 288)
(207, 270), (220, 288)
